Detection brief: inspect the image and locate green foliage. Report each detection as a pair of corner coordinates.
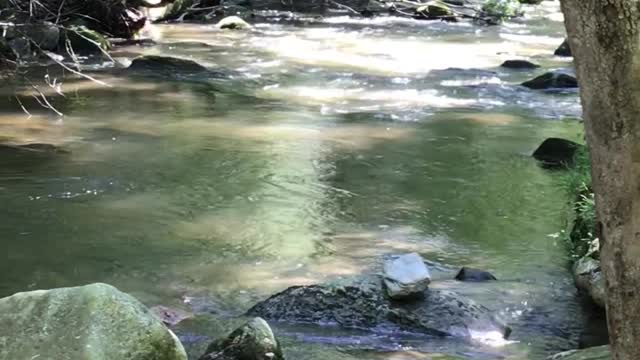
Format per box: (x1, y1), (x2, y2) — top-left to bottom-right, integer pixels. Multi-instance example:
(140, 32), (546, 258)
(562, 145), (597, 259)
(481, 0), (522, 20)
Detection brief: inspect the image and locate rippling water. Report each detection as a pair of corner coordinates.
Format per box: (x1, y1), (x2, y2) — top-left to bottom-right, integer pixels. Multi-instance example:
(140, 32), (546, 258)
(0, 3), (601, 359)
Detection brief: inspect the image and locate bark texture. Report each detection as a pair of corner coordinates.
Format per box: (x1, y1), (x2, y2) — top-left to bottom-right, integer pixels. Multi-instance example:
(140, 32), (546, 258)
(559, 1), (640, 359)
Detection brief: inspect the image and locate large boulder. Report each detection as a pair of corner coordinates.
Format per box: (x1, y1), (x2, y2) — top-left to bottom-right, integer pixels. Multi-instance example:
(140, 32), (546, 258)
(247, 276), (510, 339)
(573, 257), (605, 308)
(383, 253), (431, 299)
(415, 2), (454, 19)
(0, 283), (187, 360)
(547, 346), (610, 360)
(532, 138), (582, 168)
(522, 71), (578, 90)
(199, 318), (284, 360)
(555, 39), (572, 57)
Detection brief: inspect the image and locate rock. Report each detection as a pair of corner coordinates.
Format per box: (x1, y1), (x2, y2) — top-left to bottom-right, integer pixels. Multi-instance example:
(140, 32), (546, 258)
(216, 16), (252, 30)
(532, 138), (582, 168)
(0, 38), (17, 68)
(518, 0), (543, 4)
(199, 318), (284, 360)
(455, 267), (497, 282)
(0, 143), (66, 155)
(501, 59), (540, 69)
(151, 305), (194, 327)
(547, 346), (610, 360)
(8, 37), (31, 60)
(555, 39), (572, 57)
(20, 22), (60, 51)
(0, 283), (188, 360)
(64, 25), (111, 54)
(128, 55), (208, 74)
(416, 2), (454, 19)
(383, 253), (431, 299)
(247, 276), (510, 339)
(573, 257), (605, 308)
(522, 71), (578, 90)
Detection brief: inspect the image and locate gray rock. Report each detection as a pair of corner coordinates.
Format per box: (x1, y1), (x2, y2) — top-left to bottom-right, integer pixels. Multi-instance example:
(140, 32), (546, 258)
(522, 71), (578, 90)
(247, 276), (510, 339)
(383, 253), (431, 299)
(573, 257), (605, 308)
(547, 345), (610, 360)
(64, 25), (111, 55)
(0, 283), (188, 360)
(199, 317), (284, 360)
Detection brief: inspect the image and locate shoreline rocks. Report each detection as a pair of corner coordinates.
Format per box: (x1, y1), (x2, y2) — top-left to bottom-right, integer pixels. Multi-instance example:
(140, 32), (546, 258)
(501, 59), (540, 69)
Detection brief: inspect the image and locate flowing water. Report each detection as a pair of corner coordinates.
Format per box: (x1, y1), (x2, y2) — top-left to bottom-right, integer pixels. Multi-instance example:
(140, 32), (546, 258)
(0, 3), (602, 359)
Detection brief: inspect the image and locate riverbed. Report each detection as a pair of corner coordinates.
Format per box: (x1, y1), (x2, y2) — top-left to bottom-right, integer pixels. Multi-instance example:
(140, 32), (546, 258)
(0, 2), (601, 359)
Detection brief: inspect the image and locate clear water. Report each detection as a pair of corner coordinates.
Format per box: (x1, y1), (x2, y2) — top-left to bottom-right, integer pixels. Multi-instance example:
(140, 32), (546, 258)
(0, 3), (600, 359)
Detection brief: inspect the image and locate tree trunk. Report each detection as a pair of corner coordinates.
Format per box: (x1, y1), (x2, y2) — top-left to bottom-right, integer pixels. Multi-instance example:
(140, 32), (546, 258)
(559, 1), (640, 359)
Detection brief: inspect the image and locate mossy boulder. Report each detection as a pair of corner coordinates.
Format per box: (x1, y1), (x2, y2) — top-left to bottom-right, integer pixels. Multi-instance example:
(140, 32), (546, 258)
(0, 283), (188, 360)
(199, 318), (284, 360)
(64, 25), (111, 54)
(216, 16), (252, 30)
(416, 2), (454, 18)
(547, 346), (610, 360)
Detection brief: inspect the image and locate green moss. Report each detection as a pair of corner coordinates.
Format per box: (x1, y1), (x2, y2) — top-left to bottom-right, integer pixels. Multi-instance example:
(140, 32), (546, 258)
(481, 0), (522, 20)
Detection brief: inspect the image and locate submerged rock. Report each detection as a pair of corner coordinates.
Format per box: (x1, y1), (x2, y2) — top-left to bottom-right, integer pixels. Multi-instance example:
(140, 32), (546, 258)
(21, 22), (60, 51)
(247, 276), (510, 339)
(216, 16), (252, 30)
(522, 71), (578, 90)
(199, 317), (284, 360)
(547, 345), (610, 360)
(151, 305), (194, 327)
(501, 59), (539, 69)
(554, 39), (572, 57)
(383, 253), (431, 299)
(532, 138), (582, 168)
(0, 283), (188, 360)
(573, 257), (605, 308)
(455, 267), (497, 282)
(128, 55), (208, 74)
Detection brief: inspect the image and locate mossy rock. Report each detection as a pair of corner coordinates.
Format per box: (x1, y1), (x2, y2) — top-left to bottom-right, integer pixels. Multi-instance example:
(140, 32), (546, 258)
(416, 1), (453, 18)
(199, 318), (284, 360)
(63, 25), (111, 55)
(0, 283), (188, 360)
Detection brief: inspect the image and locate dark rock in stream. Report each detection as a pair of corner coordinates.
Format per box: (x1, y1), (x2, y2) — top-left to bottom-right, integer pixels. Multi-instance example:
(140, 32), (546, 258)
(532, 138), (582, 169)
(554, 39), (572, 57)
(522, 71), (578, 90)
(128, 55), (209, 74)
(199, 317), (284, 360)
(455, 267), (497, 282)
(501, 59), (540, 69)
(247, 276), (510, 339)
